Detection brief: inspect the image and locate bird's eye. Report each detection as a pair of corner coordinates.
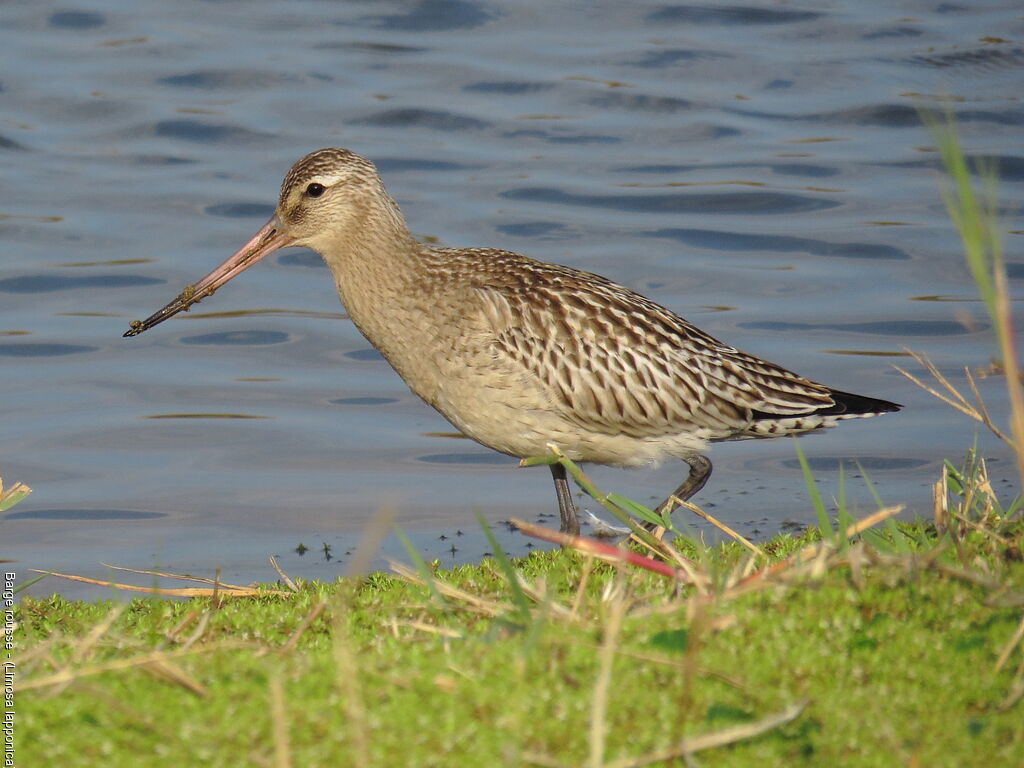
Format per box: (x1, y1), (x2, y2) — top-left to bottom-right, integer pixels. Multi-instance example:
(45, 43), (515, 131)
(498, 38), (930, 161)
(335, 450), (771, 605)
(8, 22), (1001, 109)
(305, 182), (325, 198)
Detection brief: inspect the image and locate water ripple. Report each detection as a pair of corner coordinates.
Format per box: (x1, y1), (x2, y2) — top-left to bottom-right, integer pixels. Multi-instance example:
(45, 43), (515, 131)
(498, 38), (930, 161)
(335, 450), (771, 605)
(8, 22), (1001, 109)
(417, 452), (512, 465)
(503, 129), (621, 145)
(627, 48), (729, 68)
(740, 320), (977, 336)
(350, 108), (490, 131)
(344, 348), (385, 361)
(159, 70), (300, 90)
(204, 202), (275, 219)
(154, 119), (272, 144)
(906, 46), (1024, 74)
(332, 397), (399, 406)
(781, 456), (928, 472)
(650, 228), (910, 260)
(620, 162), (839, 178)
(463, 81), (554, 94)
(502, 187), (839, 215)
(495, 221), (574, 239)
(375, 157), (480, 173)
(0, 343), (97, 357)
(180, 330), (290, 346)
(363, 0), (494, 32)
(0, 274), (163, 293)
(647, 5), (822, 25)
(589, 92), (692, 113)
(48, 11), (105, 29)
(6, 508), (166, 520)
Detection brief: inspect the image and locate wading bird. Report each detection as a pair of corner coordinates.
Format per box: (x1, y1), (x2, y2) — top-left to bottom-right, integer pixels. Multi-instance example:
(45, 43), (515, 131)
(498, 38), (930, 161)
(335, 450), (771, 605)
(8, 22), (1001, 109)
(125, 148), (900, 535)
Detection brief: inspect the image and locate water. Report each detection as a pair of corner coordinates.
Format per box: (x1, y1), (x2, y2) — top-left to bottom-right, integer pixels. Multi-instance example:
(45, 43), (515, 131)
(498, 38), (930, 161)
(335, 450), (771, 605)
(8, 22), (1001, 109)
(3, 1), (1022, 598)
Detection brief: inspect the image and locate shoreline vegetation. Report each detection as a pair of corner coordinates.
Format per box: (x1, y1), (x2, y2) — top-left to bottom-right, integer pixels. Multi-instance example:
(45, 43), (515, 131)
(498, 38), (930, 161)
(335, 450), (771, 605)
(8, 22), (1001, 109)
(10, 116), (1024, 764)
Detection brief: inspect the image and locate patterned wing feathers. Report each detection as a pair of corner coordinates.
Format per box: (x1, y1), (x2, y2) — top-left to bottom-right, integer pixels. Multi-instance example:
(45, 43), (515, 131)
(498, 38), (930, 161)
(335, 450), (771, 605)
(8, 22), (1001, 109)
(474, 266), (840, 441)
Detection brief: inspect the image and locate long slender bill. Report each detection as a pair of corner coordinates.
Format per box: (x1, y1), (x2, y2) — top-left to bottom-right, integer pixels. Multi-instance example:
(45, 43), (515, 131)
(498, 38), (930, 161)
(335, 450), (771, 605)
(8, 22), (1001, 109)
(123, 217), (294, 337)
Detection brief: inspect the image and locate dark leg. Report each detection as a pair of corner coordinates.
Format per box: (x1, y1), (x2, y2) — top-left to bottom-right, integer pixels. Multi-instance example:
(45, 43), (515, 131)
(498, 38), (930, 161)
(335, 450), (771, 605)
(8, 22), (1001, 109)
(646, 454), (713, 530)
(550, 463), (580, 536)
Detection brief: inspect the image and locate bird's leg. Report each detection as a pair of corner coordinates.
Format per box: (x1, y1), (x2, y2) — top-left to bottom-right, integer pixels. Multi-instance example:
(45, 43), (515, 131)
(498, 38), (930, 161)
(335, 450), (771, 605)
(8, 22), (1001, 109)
(646, 454), (713, 531)
(550, 463), (580, 536)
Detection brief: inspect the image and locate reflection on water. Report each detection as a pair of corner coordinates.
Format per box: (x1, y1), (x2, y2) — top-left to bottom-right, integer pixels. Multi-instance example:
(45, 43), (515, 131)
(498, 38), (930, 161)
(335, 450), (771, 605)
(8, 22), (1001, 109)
(2, 0), (1021, 597)
(501, 186), (840, 214)
(332, 397), (399, 406)
(0, 275), (163, 293)
(778, 456), (930, 472)
(6, 509), (167, 521)
(739, 320), (981, 336)
(0, 343), (98, 357)
(180, 330), (291, 346)
(651, 228), (910, 261)
(417, 453), (515, 466)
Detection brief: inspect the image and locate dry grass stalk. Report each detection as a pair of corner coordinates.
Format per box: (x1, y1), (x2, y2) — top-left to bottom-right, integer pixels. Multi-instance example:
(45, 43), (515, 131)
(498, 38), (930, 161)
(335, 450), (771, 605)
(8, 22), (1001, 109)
(268, 672), (292, 768)
(179, 611), (213, 650)
(998, 667), (1024, 712)
(729, 505), (905, 594)
(571, 556), (596, 621)
(994, 614), (1024, 674)
(510, 518), (698, 582)
(565, 636), (744, 687)
(399, 620), (462, 639)
(626, 532), (707, 587)
(514, 574), (574, 620)
(38, 605), (129, 698)
(517, 503), (910, 600)
(523, 700), (809, 768)
(327, 505), (398, 768)
(30, 566), (289, 598)
(932, 562), (1018, 595)
(588, 570), (628, 768)
(331, 618), (370, 768)
(926, 116), (1024, 485)
(676, 499), (765, 559)
(269, 555), (300, 592)
(70, 605), (125, 666)
(596, 699), (809, 768)
(933, 469), (949, 531)
(896, 351), (1013, 446)
(279, 600), (328, 654)
(990, 267), (1024, 486)
(18, 644), (247, 692)
(390, 561), (505, 617)
(141, 657), (208, 697)
(166, 608), (202, 644)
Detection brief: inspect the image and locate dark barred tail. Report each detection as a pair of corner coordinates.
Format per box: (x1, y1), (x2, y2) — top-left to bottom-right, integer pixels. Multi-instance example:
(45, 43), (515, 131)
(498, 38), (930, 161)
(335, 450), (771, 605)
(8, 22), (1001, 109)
(743, 388), (901, 439)
(821, 389), (902, 417)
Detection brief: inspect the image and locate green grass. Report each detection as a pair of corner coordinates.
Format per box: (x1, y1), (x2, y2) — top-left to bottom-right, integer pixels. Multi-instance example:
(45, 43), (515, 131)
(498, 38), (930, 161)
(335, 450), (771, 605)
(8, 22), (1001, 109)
(14, 517), (1024, 767)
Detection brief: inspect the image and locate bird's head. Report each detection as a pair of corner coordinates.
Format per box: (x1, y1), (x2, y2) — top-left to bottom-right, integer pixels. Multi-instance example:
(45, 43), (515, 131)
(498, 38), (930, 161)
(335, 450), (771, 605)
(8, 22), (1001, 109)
(123, 148), (392, 337)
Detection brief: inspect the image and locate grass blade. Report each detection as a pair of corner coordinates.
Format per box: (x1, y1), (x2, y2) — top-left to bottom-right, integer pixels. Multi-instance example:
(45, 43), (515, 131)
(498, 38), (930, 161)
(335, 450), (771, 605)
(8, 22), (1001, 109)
(393, 525), (448, 609)
(793, 438), (833, 541)
(476, 511), (531, 621)
(14, 572), (49, 594)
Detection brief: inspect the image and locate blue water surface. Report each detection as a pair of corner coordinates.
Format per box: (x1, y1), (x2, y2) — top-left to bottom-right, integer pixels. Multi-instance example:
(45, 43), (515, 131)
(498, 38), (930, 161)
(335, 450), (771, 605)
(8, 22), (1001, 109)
(2, 0), (1022, 597)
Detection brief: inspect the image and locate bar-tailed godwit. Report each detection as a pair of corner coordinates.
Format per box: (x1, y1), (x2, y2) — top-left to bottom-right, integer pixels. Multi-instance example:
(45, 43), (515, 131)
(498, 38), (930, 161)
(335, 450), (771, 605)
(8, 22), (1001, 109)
(125, 148), (900, 535)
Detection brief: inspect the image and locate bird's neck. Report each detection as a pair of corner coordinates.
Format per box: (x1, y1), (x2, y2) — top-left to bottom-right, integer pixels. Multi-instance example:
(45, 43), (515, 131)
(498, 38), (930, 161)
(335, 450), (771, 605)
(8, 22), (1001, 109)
(315, 197), (435, 362)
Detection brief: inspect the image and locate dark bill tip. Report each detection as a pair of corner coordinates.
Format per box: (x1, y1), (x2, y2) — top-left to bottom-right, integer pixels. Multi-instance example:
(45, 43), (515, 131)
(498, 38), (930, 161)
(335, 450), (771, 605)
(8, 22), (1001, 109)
(121, 217), (291, 339)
